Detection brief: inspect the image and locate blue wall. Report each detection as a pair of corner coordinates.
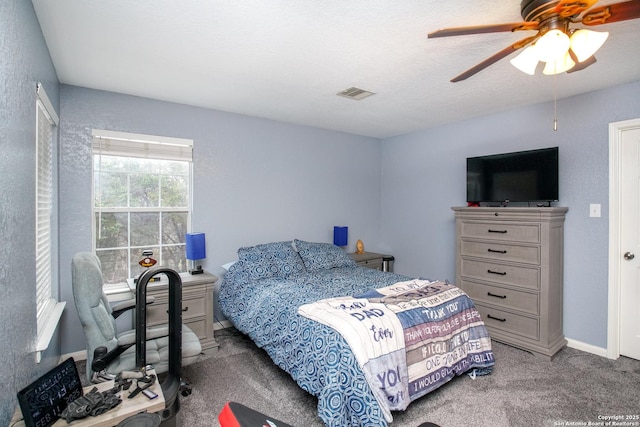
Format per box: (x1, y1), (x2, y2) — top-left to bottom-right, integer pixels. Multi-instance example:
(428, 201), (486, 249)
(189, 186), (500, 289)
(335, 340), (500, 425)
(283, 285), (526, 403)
(57, 80), (640, 354)
(0, 0), (60, 422)
(381, 80), (640, 348)
(58, 85), (384, 354)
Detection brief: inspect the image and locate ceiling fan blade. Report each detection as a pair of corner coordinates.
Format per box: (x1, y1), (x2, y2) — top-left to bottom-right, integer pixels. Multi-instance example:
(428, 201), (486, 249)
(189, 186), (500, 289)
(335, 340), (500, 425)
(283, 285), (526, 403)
(566, 49), (598, 73)
(581, 0), (640, 25)
(428, 22), (538, 38)
(450, 36), (537, 82)
(554, 0), (599, 18)
(567, 56), (597, 73)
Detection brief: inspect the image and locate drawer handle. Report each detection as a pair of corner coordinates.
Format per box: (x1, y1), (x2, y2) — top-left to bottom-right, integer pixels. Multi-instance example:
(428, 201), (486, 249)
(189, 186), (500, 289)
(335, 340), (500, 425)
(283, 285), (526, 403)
(487, 248), (507, 254)
(487, 292), (507, 299)
(488, 229), (507, 234)
(487, 314), (507, 322)
(166, 307), (189, 314)
(487, 269), (507, 276)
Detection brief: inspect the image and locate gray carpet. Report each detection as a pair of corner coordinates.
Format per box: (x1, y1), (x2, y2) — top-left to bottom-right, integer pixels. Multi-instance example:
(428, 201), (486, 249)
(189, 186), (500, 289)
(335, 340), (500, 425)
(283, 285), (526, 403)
(179, 328), (640, 427)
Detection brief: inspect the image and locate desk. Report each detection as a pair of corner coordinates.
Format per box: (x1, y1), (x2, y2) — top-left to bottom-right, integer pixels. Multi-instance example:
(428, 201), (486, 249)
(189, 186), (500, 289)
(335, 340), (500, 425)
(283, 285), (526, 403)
(12, 371), (165, 427)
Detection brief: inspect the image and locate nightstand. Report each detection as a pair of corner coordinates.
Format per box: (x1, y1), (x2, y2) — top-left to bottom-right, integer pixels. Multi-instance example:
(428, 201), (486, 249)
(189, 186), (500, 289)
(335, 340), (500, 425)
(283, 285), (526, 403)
(349, 252), (395, 272)
(128, 271), (219, 358)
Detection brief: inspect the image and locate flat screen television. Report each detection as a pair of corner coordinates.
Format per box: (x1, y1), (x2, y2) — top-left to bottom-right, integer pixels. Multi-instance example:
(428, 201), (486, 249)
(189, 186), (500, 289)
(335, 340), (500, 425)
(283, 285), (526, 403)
(467, 147), (559, 205)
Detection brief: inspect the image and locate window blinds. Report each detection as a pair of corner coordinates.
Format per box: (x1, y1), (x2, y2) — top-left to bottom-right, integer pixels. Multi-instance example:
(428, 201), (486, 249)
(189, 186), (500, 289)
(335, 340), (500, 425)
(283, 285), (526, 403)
(35, 83), (57, 329)
(91, 129), (193, 161)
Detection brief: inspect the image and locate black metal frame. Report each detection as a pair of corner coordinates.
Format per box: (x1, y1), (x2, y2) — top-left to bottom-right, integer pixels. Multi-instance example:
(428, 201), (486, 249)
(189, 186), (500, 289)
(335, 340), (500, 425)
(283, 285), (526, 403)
(136, 267), (184, 422)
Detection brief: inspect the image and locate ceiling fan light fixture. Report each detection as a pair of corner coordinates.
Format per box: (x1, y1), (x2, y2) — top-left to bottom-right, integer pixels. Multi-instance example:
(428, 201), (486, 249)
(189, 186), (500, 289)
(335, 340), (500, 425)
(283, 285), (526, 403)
(570, 29), (609, 62)
(542, 52), (576, 75)
(535, 29), (571, 62)
(510, 45), (539, 75)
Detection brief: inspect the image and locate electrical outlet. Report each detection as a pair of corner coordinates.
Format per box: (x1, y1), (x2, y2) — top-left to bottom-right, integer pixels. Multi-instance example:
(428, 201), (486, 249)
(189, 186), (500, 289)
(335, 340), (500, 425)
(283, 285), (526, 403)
(590, 204), (601, 218)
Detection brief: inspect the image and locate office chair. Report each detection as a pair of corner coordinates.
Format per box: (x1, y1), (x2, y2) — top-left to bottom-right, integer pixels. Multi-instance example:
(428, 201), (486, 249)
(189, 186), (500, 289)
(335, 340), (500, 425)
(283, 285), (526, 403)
(71, 252), (202, 384)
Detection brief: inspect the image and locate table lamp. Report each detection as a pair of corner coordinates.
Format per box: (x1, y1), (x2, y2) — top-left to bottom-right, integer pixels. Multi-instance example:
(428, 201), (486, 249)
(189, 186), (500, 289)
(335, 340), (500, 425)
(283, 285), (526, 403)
(333, 226), (348, 247)
(186, 232), (206, 274)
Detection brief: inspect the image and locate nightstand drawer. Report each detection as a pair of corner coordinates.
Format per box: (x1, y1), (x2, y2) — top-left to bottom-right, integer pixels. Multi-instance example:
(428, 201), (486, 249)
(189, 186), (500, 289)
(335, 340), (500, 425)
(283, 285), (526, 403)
(146, 297), (206, 325)
(476, 305), (539, 340)
(357, 259), (383, 270)
(461, 259), (539, 290)
(461, 221), (540, 243)
(461, 240), (540, 265)
(462, 280), (539, 315)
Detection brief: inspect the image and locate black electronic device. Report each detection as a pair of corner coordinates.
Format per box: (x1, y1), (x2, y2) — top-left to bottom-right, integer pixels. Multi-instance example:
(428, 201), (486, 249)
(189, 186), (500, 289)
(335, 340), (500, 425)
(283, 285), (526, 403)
(466, 147), (559, 205)
(17, 357), (84, 427)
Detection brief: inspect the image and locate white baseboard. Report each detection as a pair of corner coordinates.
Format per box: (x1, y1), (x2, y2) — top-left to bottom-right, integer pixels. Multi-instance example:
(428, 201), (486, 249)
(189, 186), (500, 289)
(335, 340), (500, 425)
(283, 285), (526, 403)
(61, 349), (88, 363)
(566, 338), (609, 358)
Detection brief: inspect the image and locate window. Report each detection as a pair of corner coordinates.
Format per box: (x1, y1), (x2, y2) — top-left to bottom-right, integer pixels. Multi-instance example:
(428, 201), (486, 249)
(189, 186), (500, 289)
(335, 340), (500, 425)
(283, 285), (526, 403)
(92, 130), (193, 285)
(35, 83), (65, 361)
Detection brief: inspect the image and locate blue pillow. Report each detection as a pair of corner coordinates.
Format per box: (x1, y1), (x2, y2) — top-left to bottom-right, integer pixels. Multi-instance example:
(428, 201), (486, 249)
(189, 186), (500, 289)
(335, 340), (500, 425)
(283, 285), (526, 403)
(294, 239), (357, 272)
(237, 241), (305, 280)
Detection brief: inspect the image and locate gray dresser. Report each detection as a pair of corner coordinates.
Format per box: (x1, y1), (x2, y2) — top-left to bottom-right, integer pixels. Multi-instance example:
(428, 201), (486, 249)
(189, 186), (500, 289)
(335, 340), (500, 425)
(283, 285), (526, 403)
(452, 206), (568, 359)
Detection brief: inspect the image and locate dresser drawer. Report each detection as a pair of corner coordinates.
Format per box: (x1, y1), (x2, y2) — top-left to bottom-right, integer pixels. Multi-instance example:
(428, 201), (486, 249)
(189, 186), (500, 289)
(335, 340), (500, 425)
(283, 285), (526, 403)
(146, 297), (206, 325)
(462, 280), (539, 315)
(476, 305), (539, 340)
(461, 259), (539, 290)
(461, 240), (540, 265)
(461, 221), (540, 243)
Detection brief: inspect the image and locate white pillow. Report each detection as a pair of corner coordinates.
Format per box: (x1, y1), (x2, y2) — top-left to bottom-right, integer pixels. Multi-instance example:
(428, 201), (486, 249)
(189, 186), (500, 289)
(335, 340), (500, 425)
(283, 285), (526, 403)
(221, 260), (237, 271)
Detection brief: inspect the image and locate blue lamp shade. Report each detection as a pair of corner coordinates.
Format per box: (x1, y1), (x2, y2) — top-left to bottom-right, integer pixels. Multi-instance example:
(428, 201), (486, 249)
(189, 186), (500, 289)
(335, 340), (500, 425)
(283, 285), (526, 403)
(333, 226), (348, 246)
(186, 232), (206, 260)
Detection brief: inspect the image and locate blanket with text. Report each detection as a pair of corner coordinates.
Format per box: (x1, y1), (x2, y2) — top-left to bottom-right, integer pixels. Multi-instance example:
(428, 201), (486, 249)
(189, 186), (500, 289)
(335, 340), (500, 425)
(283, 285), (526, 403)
(298, 279), (494, 421)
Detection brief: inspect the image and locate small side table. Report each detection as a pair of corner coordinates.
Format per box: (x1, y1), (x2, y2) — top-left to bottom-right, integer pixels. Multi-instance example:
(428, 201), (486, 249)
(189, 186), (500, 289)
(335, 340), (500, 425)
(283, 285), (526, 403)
(12, 370), (164, 427)
(350, 252), (395, 272)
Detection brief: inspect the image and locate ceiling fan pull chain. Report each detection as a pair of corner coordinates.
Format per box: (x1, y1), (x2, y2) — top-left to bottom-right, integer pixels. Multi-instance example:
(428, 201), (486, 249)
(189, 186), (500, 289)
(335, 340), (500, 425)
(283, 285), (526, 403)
(553, 74), (557, 131)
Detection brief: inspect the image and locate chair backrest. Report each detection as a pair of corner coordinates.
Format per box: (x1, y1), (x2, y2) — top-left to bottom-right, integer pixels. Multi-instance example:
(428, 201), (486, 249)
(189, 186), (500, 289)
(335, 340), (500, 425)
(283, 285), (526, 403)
(71, 252), (119, 380)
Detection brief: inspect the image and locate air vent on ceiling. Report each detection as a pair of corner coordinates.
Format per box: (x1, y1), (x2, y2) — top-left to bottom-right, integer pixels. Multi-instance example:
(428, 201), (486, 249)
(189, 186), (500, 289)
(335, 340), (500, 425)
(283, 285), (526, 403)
(336, 86), (375, 101)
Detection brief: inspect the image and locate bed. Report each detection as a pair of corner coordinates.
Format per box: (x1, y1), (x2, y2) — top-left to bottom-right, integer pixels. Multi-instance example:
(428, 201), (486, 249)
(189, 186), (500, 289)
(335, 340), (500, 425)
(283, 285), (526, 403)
(219, 240), (495, 426)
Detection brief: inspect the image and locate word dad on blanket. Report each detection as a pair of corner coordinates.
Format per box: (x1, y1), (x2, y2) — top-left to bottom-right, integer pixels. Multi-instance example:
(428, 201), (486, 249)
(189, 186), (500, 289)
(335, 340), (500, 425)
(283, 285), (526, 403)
(298, 279), (494, 421)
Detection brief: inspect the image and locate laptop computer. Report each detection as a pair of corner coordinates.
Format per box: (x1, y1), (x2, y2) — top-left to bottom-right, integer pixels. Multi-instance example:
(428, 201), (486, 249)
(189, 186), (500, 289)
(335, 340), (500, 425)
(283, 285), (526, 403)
(17, 357), (84, 427)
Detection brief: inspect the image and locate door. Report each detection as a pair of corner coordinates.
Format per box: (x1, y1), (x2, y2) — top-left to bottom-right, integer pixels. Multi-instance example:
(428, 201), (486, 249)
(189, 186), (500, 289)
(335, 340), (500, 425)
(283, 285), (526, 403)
(619, 125), (640, 359)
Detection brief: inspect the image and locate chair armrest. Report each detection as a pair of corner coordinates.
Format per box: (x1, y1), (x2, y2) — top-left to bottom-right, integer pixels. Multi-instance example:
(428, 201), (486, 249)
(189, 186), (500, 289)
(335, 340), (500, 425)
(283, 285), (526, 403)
(112, 296), (156, 318)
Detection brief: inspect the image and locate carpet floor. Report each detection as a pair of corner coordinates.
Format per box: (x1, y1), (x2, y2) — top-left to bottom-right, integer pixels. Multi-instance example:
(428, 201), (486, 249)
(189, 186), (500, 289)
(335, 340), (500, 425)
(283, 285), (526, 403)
(179, 328), (640, 427)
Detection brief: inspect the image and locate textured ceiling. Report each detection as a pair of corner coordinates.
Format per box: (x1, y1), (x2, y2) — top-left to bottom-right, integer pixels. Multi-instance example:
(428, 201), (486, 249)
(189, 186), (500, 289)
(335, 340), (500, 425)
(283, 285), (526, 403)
(31, 0), (640, 138)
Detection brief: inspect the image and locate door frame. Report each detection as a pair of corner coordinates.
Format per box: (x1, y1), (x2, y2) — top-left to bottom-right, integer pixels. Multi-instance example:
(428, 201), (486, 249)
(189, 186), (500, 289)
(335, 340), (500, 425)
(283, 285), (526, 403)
(608, 117), (640, 359)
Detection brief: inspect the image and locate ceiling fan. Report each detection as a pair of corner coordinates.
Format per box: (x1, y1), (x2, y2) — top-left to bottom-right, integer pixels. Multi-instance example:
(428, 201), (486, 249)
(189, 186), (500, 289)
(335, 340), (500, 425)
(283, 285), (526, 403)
(428, 0), (640, 82)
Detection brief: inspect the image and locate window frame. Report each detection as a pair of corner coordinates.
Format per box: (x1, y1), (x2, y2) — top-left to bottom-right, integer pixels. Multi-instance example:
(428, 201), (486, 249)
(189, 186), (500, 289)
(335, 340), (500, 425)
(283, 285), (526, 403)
(91, 130), (194, 287)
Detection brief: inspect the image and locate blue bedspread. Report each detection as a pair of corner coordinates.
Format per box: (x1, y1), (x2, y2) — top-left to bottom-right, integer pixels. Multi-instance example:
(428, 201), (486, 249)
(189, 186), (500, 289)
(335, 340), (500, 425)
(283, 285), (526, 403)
(219, 259), (495, 427)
